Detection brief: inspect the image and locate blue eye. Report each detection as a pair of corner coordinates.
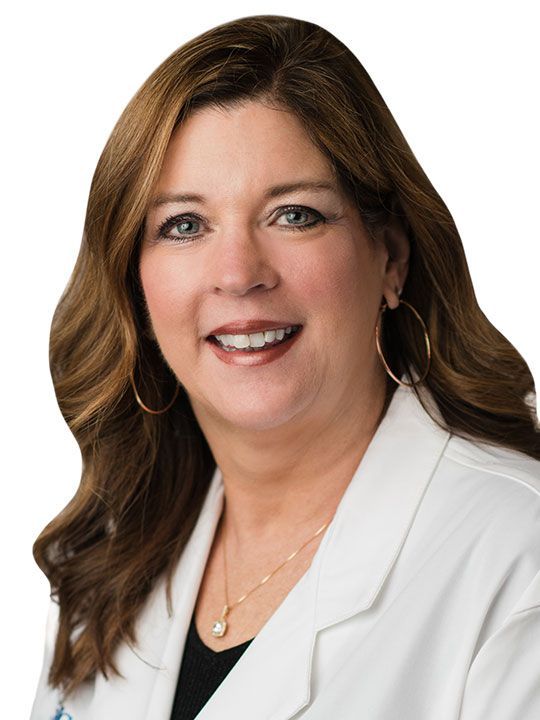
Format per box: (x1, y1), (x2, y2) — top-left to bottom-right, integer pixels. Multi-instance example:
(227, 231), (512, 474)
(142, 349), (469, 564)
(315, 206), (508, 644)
(277, 205), (325, 231)
(175, 219), (200, 234)
(157, 215), (202, 244)
(155, 205), (326, 245)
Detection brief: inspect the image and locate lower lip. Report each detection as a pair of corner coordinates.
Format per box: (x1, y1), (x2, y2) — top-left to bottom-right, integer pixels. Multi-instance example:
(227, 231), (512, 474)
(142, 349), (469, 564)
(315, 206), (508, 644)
(205, 327), (303, 366)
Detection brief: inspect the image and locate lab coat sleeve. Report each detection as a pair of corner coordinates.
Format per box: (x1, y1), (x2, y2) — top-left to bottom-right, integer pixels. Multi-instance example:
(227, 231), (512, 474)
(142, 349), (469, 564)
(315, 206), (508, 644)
(459, 568), (540, 720)
(29, 597), (62, 719)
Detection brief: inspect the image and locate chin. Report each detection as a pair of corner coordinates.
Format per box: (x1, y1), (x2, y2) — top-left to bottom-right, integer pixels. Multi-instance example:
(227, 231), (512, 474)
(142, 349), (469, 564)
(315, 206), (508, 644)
(227, 405), (298, 432)
(215, 390), (313, 432)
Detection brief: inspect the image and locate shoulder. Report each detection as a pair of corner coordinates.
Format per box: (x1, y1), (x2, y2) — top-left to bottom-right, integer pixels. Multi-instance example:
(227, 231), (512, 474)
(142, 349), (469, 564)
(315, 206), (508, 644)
(429, 434), (540, 568)
(423, 434), (540, 619)
(416, 429), (540, 561)
(441, 433), (540, 501)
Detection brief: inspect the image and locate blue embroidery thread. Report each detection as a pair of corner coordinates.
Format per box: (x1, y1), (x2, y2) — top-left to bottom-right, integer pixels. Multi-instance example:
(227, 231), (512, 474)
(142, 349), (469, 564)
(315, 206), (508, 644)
(51, 702), (73, 720)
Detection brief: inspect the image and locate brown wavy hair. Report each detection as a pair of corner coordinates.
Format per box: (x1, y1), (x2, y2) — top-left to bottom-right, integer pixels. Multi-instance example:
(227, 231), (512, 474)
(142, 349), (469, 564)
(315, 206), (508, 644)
(33, 13), (539, 699)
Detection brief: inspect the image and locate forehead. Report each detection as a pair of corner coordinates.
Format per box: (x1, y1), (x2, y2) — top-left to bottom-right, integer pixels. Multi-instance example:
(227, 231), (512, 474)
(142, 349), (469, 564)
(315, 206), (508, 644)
(154, 101), (337, 198)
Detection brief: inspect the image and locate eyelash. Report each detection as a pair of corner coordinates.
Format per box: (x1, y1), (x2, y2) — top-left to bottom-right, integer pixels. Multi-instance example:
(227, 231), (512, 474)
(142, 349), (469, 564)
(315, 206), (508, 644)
(155, 205), (327, 245)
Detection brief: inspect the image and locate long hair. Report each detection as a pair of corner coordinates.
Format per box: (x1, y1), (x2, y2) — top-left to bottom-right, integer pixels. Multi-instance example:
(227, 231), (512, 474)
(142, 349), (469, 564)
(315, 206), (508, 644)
(33, 13), (539, 699)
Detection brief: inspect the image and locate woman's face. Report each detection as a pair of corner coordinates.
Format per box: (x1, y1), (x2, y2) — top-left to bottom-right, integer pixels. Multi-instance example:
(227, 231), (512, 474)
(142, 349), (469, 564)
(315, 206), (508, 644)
(140, 100), (405, 433)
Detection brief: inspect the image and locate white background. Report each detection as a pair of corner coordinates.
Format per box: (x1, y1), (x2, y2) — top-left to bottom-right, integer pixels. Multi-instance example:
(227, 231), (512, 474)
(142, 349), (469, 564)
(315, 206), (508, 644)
(2, 1), (538, 716)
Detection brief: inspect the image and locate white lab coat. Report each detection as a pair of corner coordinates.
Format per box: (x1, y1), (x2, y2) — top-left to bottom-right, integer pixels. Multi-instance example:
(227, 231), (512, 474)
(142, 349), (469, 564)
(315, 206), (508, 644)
(30, 382), (540, 720)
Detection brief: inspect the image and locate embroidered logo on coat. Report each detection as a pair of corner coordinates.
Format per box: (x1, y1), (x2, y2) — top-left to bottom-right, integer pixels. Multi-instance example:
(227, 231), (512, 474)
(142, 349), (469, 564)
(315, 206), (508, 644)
(51, 702), (73, 720)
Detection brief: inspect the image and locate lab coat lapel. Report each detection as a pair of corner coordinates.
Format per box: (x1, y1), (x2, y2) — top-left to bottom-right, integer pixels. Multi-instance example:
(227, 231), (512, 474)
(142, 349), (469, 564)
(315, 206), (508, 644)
(315, 380), (451, 628)
(196, 381), (451, 720)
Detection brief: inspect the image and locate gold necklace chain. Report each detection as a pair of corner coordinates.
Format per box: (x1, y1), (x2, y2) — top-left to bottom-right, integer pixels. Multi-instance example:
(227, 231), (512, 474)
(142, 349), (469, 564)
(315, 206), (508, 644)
(210, 513), (334, 638)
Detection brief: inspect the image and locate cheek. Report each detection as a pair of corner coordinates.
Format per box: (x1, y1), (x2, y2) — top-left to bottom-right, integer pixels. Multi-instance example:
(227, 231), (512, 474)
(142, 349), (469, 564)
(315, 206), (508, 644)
(138, 253), (196, 336)
(294, 238), (377, 327)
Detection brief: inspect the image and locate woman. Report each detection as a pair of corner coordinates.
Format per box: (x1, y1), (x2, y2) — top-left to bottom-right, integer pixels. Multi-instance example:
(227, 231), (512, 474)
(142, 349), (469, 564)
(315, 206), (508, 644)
(30, 14), (539, 720)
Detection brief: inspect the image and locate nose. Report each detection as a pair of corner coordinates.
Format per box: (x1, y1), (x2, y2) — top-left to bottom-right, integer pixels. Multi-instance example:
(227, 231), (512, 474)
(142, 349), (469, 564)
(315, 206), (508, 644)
(210, 224), (279, 296)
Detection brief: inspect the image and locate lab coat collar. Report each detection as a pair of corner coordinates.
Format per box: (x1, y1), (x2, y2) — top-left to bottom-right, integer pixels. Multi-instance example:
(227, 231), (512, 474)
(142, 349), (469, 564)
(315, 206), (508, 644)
(86, 377), (451, 720)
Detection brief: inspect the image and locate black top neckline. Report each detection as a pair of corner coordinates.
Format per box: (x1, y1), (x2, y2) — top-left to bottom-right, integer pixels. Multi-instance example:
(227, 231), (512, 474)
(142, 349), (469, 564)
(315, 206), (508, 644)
(169, 611), (256, 719)
(188, 611), (256, 658)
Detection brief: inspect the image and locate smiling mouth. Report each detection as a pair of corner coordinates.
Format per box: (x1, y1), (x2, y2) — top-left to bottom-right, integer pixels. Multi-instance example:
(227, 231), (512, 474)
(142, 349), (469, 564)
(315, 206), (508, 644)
(207, 325), (303, 352)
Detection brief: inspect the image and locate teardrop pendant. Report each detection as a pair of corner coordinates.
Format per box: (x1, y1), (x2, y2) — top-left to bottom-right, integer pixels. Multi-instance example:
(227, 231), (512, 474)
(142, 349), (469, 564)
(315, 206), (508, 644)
(211, 604), (229, 637)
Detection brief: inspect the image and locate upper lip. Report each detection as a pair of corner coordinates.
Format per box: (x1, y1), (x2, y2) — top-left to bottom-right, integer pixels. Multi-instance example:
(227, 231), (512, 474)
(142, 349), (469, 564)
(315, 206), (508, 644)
(207, 319), (302, 337)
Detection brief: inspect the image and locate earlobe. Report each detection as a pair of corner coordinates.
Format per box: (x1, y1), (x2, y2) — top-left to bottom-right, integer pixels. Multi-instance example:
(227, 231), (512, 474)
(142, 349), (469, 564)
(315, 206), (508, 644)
(382, 286), (402, 310)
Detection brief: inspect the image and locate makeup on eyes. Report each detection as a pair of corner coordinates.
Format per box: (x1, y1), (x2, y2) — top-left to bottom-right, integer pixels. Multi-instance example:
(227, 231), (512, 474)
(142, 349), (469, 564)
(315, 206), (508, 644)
(151, 203), (342, 246)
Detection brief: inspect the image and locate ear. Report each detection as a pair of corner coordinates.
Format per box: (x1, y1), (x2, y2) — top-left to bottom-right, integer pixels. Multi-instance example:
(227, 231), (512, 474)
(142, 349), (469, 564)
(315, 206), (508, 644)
(380, 203), (410, 310)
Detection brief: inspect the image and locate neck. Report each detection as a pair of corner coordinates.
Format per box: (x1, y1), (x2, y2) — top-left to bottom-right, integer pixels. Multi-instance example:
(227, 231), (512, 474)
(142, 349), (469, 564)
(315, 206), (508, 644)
(193, 368), (393, 554)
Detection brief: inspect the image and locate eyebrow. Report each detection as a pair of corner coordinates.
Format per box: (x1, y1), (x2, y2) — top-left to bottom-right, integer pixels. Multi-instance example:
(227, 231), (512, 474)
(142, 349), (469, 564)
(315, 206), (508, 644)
(150, 180), (339, 208)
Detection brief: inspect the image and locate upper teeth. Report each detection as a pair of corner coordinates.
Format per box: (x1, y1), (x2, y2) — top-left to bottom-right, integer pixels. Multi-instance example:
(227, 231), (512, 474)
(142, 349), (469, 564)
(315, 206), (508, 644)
(215, 325), (299, 349)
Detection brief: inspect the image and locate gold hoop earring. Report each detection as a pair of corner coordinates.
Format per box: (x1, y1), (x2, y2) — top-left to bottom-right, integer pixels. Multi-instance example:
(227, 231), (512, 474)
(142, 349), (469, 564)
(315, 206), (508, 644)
(375, 299), (431, 387)
(130, 370), (180, 414)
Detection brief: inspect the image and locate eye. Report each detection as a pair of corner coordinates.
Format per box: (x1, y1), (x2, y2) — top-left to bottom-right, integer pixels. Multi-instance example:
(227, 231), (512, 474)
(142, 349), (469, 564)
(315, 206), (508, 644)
(276, 205), (326, 232)
(156, 214), (204, 244)
(154, 205), (327, 245)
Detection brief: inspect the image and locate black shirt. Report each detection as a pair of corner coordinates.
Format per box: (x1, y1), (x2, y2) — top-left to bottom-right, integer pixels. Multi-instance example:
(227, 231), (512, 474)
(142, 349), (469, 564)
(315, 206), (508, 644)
(169, 611), (255, 719)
